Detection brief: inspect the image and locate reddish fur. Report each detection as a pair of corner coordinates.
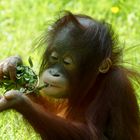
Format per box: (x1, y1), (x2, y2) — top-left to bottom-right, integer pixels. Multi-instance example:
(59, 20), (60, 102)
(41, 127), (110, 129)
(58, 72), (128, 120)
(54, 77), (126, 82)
(18, 13), (140, 140)
(0, 12), (140, 140)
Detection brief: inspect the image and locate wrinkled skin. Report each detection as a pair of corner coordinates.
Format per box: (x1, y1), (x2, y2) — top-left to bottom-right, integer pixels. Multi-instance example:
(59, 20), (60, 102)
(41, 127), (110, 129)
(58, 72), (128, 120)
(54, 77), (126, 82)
(0, 90), (26, 111)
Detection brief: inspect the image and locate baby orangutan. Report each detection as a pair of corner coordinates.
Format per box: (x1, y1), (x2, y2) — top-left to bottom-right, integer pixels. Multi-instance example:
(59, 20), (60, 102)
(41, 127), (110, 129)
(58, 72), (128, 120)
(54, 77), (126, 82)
(0, 12), (140, 140)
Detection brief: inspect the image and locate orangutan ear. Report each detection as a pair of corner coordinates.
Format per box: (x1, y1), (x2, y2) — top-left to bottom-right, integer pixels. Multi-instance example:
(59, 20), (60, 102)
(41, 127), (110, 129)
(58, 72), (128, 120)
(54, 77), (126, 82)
(99, 58), (112, 74)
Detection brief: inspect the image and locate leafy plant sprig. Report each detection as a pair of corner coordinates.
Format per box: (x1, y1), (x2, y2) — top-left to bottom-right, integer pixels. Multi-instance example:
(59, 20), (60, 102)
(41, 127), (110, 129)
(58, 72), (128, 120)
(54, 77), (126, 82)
(0, 57), (47, 94)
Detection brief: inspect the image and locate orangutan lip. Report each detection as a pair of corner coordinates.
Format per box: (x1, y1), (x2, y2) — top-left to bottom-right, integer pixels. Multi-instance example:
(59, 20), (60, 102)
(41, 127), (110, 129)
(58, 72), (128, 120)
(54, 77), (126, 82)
(44, 82), (59, 88)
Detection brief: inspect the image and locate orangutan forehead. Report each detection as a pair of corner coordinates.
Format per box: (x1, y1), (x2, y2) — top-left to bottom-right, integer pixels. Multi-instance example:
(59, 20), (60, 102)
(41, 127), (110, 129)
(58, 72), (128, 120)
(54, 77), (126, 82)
(51, 16), (96, 54)
(52, 25), (75, 51)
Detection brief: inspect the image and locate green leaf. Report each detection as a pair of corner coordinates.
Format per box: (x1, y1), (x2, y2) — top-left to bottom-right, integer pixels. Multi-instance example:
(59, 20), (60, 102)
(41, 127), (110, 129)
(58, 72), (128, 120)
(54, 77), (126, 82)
(28, 56), (33, 68)
(0, 63), (39, 94)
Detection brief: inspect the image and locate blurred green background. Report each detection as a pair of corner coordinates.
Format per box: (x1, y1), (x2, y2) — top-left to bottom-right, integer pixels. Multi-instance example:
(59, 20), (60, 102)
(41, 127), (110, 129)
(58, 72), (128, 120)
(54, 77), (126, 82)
(0, 0), (140, 139)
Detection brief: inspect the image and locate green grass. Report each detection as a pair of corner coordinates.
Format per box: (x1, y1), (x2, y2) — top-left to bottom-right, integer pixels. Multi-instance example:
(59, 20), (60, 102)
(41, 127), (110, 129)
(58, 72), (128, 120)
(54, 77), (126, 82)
(0, 0), (140, 139)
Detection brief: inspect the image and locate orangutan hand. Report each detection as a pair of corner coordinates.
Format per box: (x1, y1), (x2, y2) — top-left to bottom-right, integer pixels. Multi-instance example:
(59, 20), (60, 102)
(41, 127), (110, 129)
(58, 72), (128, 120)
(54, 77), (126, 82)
(0, 90), (27, 112)
(0, 56), (22, 81)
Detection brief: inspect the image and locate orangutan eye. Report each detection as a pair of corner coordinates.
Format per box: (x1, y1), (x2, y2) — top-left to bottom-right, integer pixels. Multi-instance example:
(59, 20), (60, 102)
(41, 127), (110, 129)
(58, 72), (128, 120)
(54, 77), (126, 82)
(50, 52), (58, 60)
(63, 57), (73, 65)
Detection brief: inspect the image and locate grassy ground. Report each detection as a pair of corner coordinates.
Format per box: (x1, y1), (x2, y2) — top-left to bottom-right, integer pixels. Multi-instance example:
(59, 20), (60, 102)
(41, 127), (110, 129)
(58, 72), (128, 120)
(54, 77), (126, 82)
(0, 0), (140, 139)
